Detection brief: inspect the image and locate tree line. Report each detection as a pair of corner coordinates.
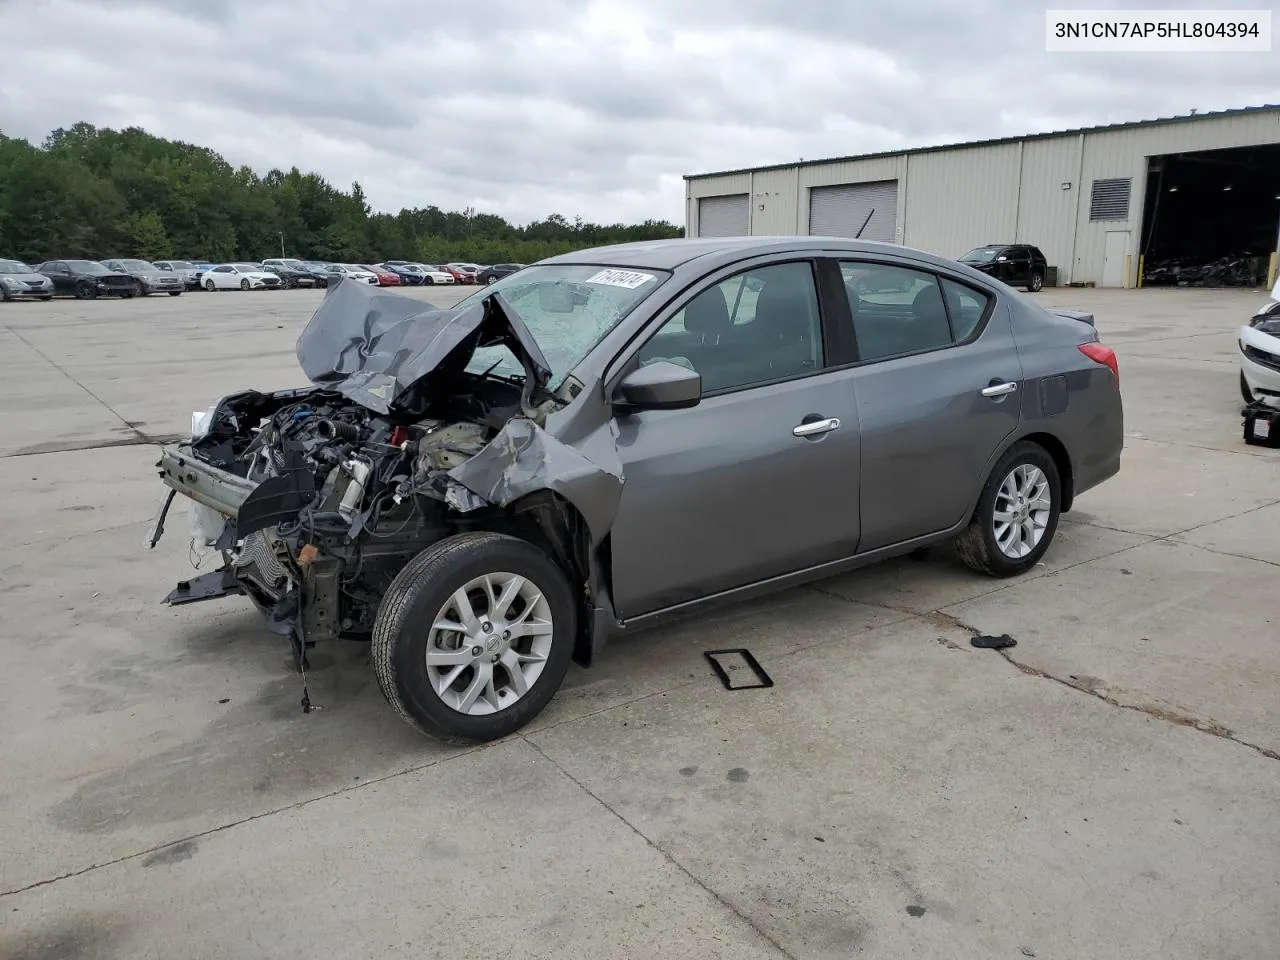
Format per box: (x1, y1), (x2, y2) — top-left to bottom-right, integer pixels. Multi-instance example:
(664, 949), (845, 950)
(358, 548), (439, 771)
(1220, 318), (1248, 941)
(0, 122), (684, 266)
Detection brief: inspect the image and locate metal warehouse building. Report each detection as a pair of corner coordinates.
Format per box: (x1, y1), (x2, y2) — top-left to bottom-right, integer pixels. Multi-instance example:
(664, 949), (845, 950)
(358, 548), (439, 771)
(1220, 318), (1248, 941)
(685, 104), (1280, 289)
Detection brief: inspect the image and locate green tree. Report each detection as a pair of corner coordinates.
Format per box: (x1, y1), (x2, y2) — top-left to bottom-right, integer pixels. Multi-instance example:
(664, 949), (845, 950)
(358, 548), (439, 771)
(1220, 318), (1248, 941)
(0, 124), (684, 264)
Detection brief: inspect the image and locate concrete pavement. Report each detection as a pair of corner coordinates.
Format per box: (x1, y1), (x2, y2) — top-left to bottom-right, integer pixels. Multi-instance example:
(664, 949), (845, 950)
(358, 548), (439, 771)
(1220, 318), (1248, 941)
(1, 284), (1277, 959)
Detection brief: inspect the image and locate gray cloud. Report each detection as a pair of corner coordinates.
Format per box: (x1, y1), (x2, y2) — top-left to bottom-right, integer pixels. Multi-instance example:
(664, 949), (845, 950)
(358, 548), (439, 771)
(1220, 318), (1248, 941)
(1, 0), (1275, 225)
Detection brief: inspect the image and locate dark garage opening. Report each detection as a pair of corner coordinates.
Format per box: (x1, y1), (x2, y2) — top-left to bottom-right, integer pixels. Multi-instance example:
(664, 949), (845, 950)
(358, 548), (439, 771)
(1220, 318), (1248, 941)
(1140, 143), (1280, 287)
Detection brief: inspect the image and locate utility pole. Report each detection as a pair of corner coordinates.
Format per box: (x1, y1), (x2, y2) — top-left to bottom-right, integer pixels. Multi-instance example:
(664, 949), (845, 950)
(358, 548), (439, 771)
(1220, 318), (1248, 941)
(279, 233), (285, 257)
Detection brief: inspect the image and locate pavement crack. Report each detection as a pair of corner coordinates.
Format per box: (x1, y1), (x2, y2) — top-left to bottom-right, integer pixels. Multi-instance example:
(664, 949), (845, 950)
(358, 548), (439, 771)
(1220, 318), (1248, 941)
(2, 324), (146, 444)
(994, 649), (1280, 762)
(521, 737), (799, 960)
(0, 745), (484, 899)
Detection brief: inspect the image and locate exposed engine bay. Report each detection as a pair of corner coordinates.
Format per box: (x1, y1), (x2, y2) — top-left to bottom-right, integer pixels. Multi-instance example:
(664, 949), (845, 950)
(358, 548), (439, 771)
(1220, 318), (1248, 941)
(150, 279), (623, 674)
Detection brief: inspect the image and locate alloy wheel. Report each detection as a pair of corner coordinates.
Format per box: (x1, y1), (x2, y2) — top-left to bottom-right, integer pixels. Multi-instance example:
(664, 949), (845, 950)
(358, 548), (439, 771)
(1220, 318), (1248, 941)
(424, 572), (553, 716)
(992, 464), (1051, 559)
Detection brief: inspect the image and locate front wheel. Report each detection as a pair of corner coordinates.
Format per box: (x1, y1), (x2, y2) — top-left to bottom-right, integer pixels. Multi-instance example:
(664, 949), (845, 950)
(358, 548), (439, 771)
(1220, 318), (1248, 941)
(1026, 271), (1043, 292)
(76, 281), (98, 300)
(240, 279), (250, 291)
(486, 275), (498, 285)
(372, 532), (577, 744)
(954, 441), (1061, 577)
(205, 280), (216, 292)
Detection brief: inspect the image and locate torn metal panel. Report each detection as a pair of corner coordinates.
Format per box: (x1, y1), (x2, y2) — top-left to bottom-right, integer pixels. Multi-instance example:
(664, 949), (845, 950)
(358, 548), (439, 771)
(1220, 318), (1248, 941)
(445, 417), (624, 545)
(295, 279), (551, 416)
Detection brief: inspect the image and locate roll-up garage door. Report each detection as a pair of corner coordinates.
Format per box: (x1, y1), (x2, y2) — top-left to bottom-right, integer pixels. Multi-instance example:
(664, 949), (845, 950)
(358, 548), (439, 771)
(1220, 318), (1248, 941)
(808, 181), (899, 242)
(697, 194), (750, 237)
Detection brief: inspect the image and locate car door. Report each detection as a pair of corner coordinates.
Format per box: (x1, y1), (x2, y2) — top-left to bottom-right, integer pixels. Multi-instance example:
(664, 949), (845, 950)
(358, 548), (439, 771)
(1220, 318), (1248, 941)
(1011, 246), (1034, 285)
(43, 262), (72, 295)
(838, 259), (1023, 551)
(607, 258), (863, 619)
(213, 266), (235, 289)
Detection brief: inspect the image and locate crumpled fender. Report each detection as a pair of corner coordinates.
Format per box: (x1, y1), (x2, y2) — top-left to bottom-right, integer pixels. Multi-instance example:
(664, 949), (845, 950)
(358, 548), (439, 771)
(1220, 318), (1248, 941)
(443, 416), (624, 548)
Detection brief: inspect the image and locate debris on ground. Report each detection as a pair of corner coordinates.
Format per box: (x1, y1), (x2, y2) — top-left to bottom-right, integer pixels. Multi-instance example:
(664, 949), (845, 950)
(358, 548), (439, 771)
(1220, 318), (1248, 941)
(971, 633), (1018, 650)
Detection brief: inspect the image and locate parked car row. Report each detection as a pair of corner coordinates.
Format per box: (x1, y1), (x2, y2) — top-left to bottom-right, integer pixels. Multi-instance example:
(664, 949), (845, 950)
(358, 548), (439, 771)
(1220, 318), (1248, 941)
(1, 255), (529, 301)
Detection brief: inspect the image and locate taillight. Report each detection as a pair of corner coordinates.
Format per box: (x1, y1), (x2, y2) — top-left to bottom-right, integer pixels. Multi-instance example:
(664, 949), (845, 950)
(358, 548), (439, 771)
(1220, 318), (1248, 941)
(1079, 342), (1119, 385)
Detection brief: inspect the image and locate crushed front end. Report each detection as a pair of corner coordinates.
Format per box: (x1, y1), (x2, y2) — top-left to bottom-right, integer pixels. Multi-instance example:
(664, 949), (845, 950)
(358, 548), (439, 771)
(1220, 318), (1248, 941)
(154, 385), (504, 665)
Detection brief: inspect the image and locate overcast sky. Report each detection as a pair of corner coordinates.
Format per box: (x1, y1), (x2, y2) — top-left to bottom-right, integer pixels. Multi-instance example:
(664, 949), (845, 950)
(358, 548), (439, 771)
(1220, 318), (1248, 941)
(1, 0), (1276, 225)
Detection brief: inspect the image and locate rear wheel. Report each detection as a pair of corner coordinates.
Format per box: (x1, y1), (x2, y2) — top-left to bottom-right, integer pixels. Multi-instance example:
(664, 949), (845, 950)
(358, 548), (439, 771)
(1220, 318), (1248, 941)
(486, 275), (498, 285)
(1026, 271), (1044, 292)
(955, 441), (1061, 578)
(1241, 371), (1255, 405)
(372, 532), (576, 744)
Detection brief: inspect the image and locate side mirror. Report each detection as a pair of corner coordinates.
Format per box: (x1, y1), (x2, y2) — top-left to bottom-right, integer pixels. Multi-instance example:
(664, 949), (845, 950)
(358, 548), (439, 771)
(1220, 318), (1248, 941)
(997, 256), (1008, 262)
(615, 361), (702, 412)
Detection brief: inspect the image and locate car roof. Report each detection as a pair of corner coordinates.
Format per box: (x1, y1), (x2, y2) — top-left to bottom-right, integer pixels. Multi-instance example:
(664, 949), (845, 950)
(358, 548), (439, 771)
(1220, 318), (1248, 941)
(539, 236), (971, 273)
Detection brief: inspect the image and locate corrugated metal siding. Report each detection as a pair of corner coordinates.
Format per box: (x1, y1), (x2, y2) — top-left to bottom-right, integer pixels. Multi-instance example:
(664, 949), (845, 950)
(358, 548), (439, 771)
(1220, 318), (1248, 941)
(808, 181), (899, 241)
(1014, 137), (1082, 282)
(750, 167), (801, 234)
(682, 109), (1280, 285)
(696, 194), (750, 237)
(901, 143), (1022, 259)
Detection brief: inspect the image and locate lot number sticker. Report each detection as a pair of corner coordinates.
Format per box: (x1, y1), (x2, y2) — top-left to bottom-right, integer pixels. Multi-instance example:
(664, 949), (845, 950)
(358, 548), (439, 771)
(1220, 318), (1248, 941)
(586, 269), (656, 289)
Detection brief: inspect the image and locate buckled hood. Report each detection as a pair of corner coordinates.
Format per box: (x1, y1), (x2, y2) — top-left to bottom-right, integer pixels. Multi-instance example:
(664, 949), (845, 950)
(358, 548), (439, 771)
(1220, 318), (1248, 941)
(295, 276), (551, 417)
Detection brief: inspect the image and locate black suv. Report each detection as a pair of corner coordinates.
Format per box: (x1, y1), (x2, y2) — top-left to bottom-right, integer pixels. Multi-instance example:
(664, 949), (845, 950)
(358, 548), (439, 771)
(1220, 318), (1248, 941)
(957, 244), (1048, 292)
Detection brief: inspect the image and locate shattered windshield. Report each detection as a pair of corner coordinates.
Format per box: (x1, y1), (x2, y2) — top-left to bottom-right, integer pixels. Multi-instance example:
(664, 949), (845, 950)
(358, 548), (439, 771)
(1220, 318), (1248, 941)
(455, 264), (669, 387)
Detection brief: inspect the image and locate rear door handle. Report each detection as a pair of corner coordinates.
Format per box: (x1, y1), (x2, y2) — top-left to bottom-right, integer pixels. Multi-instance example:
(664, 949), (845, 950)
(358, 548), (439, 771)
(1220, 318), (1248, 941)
(793, 417), (841, 437)
(981, 382), (1018, 398)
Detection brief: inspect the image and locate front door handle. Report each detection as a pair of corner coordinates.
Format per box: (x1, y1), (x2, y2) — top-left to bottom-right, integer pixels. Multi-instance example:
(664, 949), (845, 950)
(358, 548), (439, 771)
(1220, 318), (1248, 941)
(793, 417), (841, 437)
(981, 381), (1018, 398)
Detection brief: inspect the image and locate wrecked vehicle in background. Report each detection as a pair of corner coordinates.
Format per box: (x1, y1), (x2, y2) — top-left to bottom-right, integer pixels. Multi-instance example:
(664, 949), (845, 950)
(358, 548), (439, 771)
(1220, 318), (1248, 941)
(150, 238), (1124, 744)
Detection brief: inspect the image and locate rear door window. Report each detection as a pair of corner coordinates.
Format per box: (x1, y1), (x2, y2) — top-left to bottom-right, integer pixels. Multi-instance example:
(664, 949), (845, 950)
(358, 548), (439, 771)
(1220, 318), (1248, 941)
(839, 261), (994, 360)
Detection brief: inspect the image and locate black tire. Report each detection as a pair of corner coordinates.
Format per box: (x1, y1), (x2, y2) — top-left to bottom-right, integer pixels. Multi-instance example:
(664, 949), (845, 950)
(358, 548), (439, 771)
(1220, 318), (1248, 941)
(1241, 371), (1255, 405)
(240, 279), (250, 291)
(38, 295), (53, 301)
(205, 279), (216, 292)
(372, 532), (577, 744)
(285, 277), (297, 289)
(954, 441), (1061, 578)
(138, 287), (150, 297)
(0, 286), (7, 302)
(1026, 271), (1043, 292)
(424, 276), (433, 285)
(76, 280), (97, 300)
(168, 290), (182, 297)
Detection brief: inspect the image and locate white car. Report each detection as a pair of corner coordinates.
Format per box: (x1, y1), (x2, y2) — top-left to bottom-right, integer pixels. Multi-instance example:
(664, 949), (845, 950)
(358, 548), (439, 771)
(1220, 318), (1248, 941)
(1239, 296), (1280, 407)
(203, 263), (284, 291)
(413, 263), (456, 285)
(326, 264), (379, 285)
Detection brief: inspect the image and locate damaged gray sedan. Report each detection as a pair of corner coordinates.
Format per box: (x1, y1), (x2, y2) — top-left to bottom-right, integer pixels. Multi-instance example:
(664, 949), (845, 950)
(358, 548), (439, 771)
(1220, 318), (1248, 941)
(150, 237), (1123, 743)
